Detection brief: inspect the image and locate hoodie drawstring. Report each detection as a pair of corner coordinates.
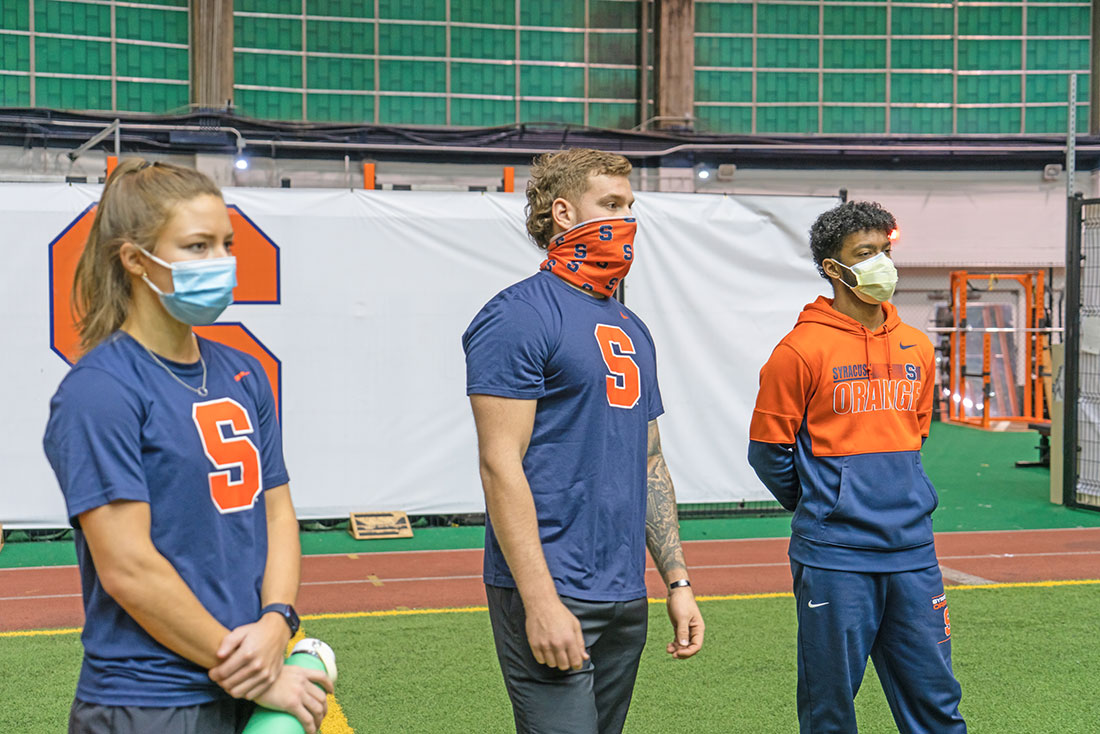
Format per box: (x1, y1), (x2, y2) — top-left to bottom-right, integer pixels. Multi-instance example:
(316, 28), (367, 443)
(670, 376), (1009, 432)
(864, 325), (894, 380)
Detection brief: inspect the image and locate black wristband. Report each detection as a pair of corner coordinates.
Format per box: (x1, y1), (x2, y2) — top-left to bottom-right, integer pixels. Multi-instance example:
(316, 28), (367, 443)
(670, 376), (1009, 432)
(668, 579), (691, 590)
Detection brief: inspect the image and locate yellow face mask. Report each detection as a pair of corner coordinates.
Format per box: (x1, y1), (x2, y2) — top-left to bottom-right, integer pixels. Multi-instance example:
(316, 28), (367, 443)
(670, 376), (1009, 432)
(831, 252), (898, 303)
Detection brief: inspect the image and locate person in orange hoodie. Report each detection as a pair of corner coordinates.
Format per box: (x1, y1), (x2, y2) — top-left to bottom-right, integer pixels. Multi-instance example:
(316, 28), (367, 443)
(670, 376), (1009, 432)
(748, 201), (966, 733)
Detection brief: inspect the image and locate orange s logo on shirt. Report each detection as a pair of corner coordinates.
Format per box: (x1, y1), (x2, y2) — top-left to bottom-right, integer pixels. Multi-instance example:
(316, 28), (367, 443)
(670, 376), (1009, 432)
(594, 324), (641, 409)
(192, 398), (263, 513)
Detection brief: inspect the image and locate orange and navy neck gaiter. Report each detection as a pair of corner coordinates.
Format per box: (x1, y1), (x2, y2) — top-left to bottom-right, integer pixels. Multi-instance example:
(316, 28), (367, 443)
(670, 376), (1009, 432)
(539, 217), (637, 295)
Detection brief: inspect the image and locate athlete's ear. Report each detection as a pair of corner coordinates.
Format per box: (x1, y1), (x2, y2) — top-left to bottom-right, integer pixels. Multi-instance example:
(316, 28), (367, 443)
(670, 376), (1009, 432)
(118, 242), (148, 278)
(821, 257), (844, 281)
(550, 196), (576, 233)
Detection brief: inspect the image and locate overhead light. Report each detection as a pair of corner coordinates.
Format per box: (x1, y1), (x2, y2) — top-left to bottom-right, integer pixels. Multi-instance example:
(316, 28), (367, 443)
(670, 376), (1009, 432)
(234, 156), (249, 170)
(697, 168), (710, 180)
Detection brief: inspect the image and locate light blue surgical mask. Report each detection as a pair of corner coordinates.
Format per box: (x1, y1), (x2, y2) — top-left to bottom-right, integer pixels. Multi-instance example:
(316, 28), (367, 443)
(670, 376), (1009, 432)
(141, 250), (237, 326)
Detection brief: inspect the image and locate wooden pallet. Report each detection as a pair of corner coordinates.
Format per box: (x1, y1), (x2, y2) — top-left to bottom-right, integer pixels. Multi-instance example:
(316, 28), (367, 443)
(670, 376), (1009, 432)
(347, 511), (413, 540)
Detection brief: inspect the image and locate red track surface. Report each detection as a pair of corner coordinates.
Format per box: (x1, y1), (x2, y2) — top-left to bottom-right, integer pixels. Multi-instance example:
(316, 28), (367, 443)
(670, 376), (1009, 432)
(2, 528), (1099, 633)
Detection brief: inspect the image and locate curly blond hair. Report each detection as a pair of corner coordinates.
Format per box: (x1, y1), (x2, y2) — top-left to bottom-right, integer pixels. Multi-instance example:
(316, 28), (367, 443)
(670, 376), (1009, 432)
(525, 148), (632, 249)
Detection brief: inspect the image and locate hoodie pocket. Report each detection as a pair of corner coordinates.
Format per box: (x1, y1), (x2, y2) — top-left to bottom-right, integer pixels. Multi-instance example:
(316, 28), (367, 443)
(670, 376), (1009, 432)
(821, 452), (936, 550)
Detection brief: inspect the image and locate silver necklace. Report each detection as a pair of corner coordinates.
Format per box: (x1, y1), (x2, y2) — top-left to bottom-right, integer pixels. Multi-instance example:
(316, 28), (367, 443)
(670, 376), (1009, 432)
(139, 339), (209, 397)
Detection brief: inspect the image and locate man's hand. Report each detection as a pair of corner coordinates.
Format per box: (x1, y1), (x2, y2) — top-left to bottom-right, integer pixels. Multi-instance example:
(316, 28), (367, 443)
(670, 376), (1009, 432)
(252, 664), (332, 734)
(666, 586), (704, 659)
(209, 614), (292, 699)
(525, 596), (589, 671)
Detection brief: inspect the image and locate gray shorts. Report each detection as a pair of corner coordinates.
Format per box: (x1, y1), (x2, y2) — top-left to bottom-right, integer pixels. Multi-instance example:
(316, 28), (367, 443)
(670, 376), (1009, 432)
(69, 697), (255, 734)
(486, 584), (648, 734)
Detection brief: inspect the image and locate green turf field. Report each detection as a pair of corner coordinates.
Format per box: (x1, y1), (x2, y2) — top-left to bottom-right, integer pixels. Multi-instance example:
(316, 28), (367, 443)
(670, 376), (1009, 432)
(3, 584), (1097, 733)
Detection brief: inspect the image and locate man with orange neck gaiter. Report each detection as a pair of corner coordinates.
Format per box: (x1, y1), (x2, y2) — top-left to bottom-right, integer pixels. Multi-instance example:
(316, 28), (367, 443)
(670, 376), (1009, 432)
(463, 149), (704, 734)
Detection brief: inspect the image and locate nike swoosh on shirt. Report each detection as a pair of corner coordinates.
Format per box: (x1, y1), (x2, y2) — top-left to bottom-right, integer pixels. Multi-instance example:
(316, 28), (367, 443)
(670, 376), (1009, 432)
(620, 311), (629, 319)
(234, 371), (251, 382)
(899, 343), (916, 350)
(808, 601), (830, 608)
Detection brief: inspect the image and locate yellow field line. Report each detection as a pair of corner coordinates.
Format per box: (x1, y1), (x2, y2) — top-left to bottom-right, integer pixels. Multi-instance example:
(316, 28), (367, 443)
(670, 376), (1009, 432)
(4, 578), (1099, 640)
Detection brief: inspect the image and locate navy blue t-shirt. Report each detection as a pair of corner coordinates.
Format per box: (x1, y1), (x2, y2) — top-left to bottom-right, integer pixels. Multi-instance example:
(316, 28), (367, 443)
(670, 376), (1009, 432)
(463, 271), (663, 602)
(43, 331), (288, 707)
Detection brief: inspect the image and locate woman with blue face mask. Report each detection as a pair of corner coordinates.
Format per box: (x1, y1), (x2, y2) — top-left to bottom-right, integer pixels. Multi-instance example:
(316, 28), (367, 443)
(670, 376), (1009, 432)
(43, 159), (331, 734)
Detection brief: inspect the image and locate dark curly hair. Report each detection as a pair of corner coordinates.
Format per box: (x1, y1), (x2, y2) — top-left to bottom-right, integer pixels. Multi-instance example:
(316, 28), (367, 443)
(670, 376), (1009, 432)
(809, 201), (897, 280)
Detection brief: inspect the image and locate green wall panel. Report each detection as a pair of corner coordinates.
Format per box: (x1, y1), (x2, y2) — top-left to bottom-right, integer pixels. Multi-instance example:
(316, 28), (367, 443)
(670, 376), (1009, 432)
(695, 37), (752, 68)
(892, 39), (952, 69)
(379, 23), (445, 57)
(890, 106), (952, 134)
(1, 34), (30, 71)
(309, 0), (374, 18)
(1028, 40), (1090, 71)
(307, 20), (374, 55)
(696, 2), (752, 33)
(892, 7), (952, 36)
(958, 74), (1020, 105)
(0, 73), (31, 106)
(757, 38), (819, 69)
(452, 26), (515, 59)
(589, 31), (636, 65)
(1028, 7), (1090, 36)
(824, 39), (885, 69)
(36, 37), (110, 75)
(521, 65), (584, 98)
(235, 16), (301, 52)
(757, 105), (817, 133)
(452, 0), (514, 25)
(758, 71), (817, 103)
(116, 81), (187, 112)
(521, 1), (586, 28)
(36, 77), (111, 110)
(520, 100), (584, 124)
(588, 102), (636, 129)
(590, 0), (638, 30)
(236, 52), (302, 88)
(380, 0), (445, 22)
(1027, 74), (1089, 103)
(1, 2), (31, 31)
(958, 7), (1021, 36)
(452, 62), (514, 95)
(379, 60), (445, 92)
(823, 73), (885, 103)
(695, 105), (752, 134)
(957, 107), (1021, 134)
(823, 6), (886, 36)
(521, 31), (585, 63)
(306, 93), (373, 122)
(1024, 104), (1088, 134)
(823, 106), (886, 134)
(451, 97), (514, 126)
(380, 94), (446, 124)
(118, 44), (188, 80)
(589, 67), (636, 99)
(891, 73), (952, 104)
(237, 0), (299, 13)
(958, 40), (1021, 71)
(35, 1), (110, 36)
(236, 88), (302, 120)
(116, 7), (188, 44)
(695, 70), (752, 103)
(307, 56), (373, 91)
(758, 4), (818, 35)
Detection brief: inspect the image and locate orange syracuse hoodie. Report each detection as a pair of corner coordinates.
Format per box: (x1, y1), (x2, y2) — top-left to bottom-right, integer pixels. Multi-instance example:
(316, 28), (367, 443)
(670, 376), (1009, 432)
(748, 296), (941, 572)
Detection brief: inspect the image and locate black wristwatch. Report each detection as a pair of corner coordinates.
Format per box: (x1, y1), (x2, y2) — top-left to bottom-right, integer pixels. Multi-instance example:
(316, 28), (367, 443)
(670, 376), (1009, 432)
(260, 603), (300, 636)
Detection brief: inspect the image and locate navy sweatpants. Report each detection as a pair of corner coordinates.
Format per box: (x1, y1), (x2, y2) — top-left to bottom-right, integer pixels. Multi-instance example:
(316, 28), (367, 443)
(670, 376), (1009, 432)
(791, 561), (967, 734)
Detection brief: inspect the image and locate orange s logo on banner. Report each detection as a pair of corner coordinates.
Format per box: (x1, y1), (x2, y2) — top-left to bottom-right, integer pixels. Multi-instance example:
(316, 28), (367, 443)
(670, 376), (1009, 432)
(594, 324), (641, 409)
(192, 398), (263, 513)
(48, 204), (283, 416)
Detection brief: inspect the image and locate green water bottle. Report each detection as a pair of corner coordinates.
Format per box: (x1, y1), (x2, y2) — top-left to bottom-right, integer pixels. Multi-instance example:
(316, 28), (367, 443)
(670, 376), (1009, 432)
(241, 638), (338, 734)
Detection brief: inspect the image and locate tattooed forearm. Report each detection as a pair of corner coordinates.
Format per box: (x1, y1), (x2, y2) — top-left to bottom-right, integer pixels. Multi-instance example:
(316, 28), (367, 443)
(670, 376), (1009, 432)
(645, 421), (688, 581)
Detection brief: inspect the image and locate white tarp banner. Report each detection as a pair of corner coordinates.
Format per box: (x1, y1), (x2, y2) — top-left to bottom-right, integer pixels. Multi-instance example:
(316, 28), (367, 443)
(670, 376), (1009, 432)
(1, 185), (834, 526)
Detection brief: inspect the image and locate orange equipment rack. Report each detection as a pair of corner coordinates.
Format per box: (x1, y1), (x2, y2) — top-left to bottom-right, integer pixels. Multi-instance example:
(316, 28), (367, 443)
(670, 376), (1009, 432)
(945, 270), (1049, 429)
